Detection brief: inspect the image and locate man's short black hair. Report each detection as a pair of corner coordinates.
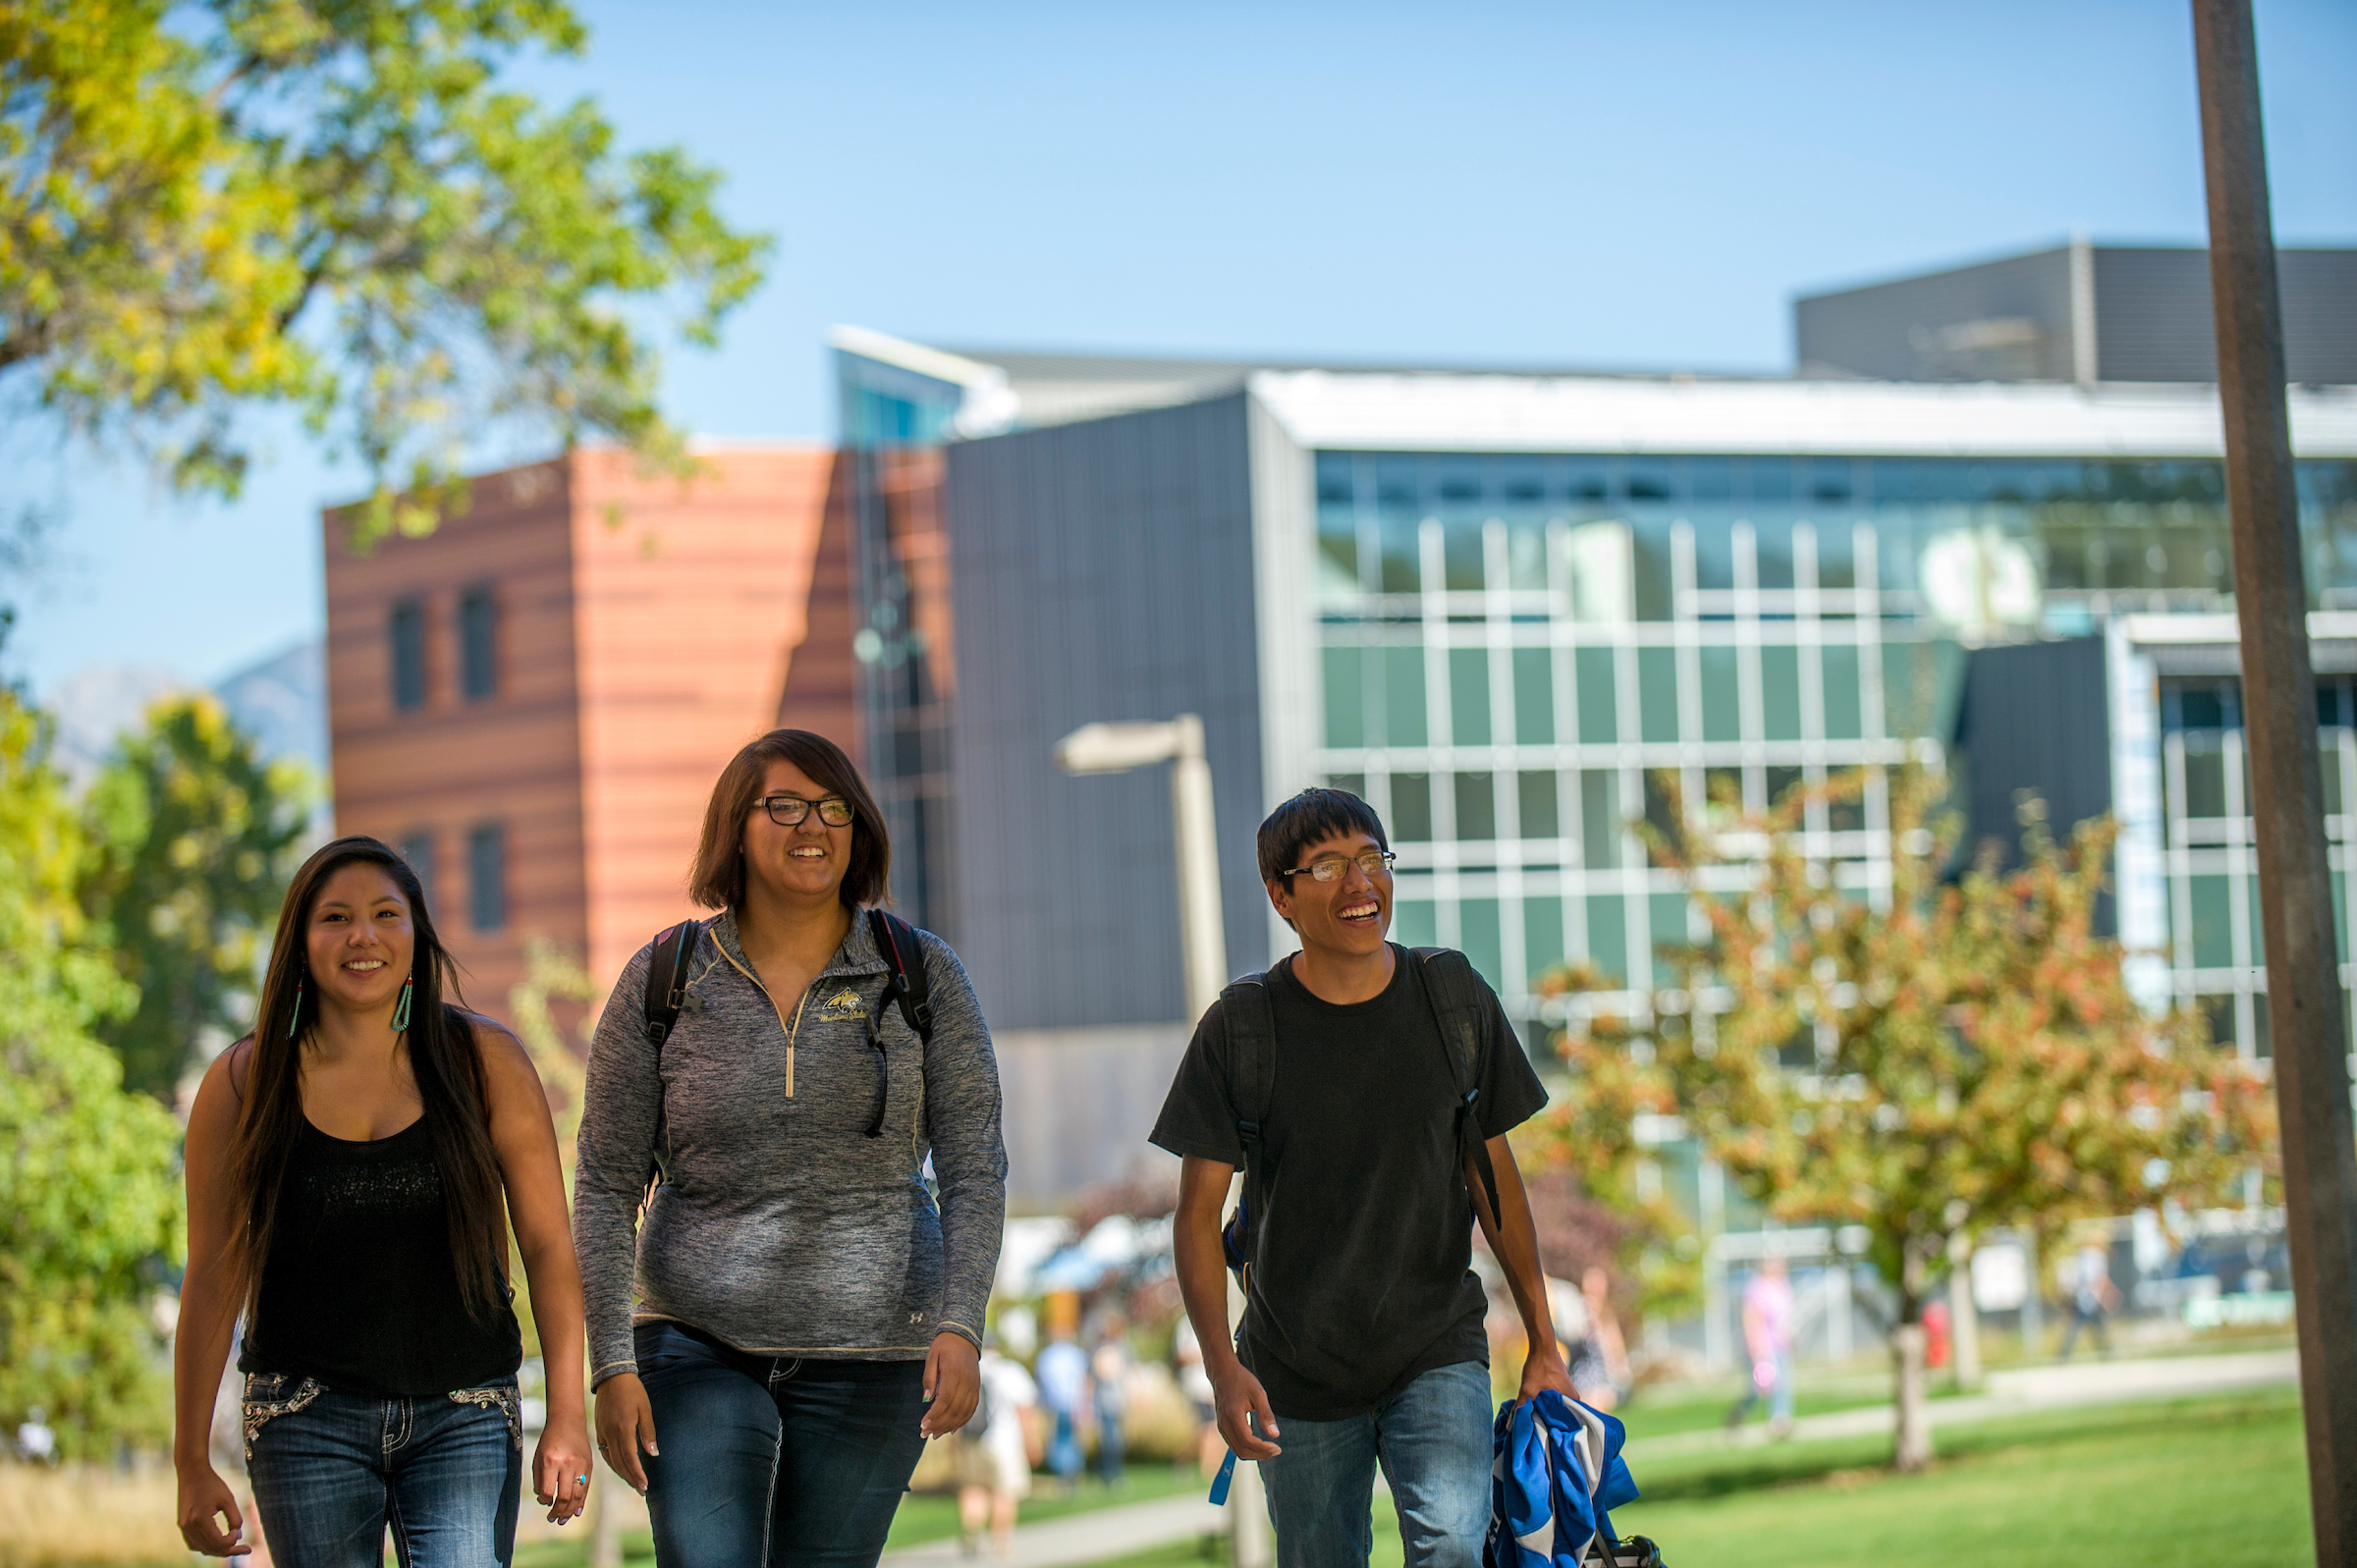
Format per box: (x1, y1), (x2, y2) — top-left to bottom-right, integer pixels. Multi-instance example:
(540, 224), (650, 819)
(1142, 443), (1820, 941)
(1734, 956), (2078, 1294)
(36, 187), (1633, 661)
(1258, 786), (1389, 886)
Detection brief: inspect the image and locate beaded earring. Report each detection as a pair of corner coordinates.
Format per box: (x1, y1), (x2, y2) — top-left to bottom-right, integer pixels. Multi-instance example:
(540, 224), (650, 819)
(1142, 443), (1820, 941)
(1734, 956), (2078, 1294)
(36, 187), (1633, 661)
(287, 974), (304, 1039)
(391, 974), (413, 1033)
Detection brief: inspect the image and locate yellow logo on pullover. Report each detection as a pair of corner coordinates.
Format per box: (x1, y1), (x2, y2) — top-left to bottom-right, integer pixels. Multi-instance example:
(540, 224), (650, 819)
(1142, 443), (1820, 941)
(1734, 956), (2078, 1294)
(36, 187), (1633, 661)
(818, 988), (863, 1017)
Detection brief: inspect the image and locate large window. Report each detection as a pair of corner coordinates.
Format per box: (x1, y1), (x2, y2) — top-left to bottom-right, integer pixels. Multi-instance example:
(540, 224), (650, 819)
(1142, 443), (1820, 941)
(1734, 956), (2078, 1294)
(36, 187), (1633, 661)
(390, 599), (427, 710)
(459, 584), (499, 701)
(467, 823), (508, 932)
(2158, 676), (2357, 1060)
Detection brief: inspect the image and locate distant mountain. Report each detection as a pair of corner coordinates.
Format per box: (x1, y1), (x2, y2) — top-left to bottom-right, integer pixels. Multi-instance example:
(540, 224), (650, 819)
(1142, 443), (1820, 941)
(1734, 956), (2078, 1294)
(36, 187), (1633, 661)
(46, 663), (189, 789)
(43, 637), (328, 795)
(215, 639), (328, 780)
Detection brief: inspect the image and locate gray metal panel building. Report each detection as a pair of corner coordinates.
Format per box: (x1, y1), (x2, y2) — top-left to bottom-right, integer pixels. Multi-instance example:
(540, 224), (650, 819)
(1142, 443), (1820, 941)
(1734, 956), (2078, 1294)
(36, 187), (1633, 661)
(1796, 242), (2357, 384)
(944, 392), (1274, 1034)
(1794, 246), (2076, 382)
(1952, 637), (2113, 874)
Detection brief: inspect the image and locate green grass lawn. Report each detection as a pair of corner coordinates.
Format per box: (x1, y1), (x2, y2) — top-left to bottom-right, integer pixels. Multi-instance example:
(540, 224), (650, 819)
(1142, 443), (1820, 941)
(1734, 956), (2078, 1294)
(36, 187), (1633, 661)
(1077, 1387), (2311, 1568)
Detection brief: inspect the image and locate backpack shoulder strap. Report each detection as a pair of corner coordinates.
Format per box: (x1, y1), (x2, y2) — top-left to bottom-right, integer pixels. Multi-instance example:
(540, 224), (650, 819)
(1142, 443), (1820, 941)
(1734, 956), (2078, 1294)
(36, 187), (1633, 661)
(642, 918), (704, 1050)
(639, 917), (702, 1194)
(1220, 972), (1278, 1176)
(866, 908), (934, 1043)
(1409, 946), (1502, 1224)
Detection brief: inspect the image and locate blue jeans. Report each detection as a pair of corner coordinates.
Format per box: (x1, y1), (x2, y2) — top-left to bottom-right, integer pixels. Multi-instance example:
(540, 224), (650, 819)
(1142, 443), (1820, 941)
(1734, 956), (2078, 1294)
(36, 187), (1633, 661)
(1259, 1360), (1492, 1568)
(242, 1371), (521, 1568)
(632, 1320), (928, 1567)
(1046, 1407), (1082, 1482)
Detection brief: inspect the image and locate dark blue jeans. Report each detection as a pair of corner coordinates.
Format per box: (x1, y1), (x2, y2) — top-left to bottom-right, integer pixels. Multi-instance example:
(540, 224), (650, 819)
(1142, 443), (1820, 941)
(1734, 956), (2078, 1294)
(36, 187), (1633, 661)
(1258, 1360), (1493, 1568)
(242, 1371), (521, 1568)
(633, 1319), (928, 1567)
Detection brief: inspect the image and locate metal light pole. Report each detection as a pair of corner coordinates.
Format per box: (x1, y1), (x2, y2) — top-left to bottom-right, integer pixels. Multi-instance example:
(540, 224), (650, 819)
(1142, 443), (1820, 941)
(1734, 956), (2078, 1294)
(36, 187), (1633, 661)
(2191, 3), (2357, 1558)
(1054, 715), (1270, 1567)
(1053, 715), (1229, 1019)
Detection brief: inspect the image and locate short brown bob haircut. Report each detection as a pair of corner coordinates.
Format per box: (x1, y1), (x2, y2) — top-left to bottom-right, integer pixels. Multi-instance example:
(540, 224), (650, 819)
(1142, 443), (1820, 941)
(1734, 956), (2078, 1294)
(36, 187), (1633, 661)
(689, 730), (892, 911)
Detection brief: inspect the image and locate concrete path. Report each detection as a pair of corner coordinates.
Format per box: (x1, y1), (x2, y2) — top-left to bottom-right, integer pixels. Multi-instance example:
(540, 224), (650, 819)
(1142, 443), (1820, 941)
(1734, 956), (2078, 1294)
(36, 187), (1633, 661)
(1626, 1347), (2299, 1458)
(881, 1491), (1227, 1568)
(882, 1349), (2297, 1566)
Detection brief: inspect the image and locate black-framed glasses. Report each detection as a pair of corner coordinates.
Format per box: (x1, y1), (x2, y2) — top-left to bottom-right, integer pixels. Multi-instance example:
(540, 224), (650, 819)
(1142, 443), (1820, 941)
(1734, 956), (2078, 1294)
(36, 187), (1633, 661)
(1283, 849), (1396, 884)
(757, 793), (854, 828)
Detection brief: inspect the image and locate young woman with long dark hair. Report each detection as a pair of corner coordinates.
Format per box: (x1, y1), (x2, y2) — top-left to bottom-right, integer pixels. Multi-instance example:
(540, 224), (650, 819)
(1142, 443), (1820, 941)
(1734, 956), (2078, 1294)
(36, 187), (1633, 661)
(173, 837), (595, 1564)
(572, 729), (1007, 1567)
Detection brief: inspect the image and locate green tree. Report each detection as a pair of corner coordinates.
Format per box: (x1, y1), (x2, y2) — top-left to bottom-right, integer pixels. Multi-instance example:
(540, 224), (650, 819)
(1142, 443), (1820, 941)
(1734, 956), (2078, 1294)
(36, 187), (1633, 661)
(1, 0), (770, 540)
(81, 693), (312, 1100)
(1513, 962), (1703, 1323)
(1545, 765), (2272, 1471)
(0, 689), (185, 1456)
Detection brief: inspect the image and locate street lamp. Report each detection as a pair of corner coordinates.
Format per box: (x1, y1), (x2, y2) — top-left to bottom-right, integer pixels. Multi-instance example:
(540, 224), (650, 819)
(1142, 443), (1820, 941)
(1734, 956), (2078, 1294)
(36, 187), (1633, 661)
(1054, 714), (1228, 1020)
(1053, 714), (1270, 1568)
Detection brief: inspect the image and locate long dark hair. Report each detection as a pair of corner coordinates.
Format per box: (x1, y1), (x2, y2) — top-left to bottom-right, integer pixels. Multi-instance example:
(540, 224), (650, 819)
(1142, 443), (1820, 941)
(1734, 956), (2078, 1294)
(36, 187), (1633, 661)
(687, 729), (892, 911)
(229, 836), (508, 1319)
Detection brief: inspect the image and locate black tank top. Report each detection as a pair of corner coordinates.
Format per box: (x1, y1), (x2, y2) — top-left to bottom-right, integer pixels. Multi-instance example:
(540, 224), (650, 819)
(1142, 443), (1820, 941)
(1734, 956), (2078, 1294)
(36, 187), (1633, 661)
(240, 1116), (522, 1397)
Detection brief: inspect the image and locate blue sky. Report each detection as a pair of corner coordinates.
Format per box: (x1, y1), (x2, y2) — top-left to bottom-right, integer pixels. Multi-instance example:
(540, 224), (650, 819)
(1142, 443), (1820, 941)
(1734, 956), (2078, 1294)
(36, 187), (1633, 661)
(11, 0), (2355, 698)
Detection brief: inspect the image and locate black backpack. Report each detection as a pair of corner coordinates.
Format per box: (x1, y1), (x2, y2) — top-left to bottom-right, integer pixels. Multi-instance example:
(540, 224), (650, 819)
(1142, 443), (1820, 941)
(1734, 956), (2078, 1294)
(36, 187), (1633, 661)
(637, 908), (934, 1184)
(1218, 946), (1503, 1294)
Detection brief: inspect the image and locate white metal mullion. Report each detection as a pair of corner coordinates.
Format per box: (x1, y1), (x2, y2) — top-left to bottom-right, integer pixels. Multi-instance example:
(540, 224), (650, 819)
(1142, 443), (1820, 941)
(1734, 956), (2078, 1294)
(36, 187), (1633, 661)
(2222, 723), (2255, 1062)
(1795, 522), (1828, 852)
(1734, 520), (1765, 813)
(1855, 525), (1891, 914)
(1613, 585), (1644, 985)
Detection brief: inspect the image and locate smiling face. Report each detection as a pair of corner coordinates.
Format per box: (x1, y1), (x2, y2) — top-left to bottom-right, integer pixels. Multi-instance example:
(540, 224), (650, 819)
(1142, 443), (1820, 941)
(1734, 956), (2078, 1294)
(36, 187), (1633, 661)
(1267, 828), (1392, 962)
(741, 757), (854, 907)
(303, 861), (415, 1018)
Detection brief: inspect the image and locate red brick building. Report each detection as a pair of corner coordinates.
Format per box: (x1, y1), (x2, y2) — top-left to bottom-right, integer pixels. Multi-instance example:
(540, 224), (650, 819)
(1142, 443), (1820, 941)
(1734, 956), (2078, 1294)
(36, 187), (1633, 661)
(323, 446), (855, 1007)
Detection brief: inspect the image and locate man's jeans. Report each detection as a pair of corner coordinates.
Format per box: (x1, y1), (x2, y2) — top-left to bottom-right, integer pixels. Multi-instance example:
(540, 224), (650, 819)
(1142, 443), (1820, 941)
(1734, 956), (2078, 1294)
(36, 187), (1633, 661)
(243, 1371), (522, 1568)
(1260, 1360), (1493, 1568)
(633, 1319), (928, 1568)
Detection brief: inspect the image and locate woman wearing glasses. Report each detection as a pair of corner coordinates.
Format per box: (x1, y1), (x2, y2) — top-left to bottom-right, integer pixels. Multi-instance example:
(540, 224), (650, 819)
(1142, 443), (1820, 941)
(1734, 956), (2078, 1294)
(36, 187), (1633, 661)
(571, 730), (1006, 1567)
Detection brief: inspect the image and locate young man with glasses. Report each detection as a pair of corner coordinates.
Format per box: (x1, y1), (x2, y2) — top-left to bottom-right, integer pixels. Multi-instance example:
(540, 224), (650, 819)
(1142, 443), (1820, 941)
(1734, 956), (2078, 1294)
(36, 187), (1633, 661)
(1151, 787), (1569, 1567)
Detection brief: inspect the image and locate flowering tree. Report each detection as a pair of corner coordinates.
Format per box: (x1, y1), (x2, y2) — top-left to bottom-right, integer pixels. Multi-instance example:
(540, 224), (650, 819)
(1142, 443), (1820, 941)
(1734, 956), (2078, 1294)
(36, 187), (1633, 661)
(1550, 764), (2272, 1470)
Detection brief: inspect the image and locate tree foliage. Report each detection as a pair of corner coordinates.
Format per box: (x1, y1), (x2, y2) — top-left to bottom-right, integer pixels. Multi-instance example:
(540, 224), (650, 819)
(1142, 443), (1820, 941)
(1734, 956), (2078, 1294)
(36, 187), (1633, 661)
(1512, 963), (1702, 1322)
(80, 693), (312, 1099)
(0, 0), (771, 540)
(0, 689), (184, 1456)
(1545, 764), (2273, 1469)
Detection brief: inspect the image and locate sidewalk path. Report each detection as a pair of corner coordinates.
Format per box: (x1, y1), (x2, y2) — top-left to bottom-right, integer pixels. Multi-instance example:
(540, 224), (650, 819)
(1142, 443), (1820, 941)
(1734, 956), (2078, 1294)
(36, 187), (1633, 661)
(1626, 1347), (2300, 1458)
(881, 1491), (1227, 1568)
(882, 1349), (2297, 1565)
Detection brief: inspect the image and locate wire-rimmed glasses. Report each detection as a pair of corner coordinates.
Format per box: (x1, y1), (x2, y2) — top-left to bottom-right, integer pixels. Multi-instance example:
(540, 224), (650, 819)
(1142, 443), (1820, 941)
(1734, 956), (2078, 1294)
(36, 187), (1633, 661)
(1283, 849), (1396, 884)
(756, 793), (854, 828)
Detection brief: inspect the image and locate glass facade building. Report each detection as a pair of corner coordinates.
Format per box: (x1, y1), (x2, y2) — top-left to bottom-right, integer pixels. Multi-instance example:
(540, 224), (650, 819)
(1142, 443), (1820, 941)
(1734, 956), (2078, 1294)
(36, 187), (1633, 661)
(1307, 450), (2357, 1047)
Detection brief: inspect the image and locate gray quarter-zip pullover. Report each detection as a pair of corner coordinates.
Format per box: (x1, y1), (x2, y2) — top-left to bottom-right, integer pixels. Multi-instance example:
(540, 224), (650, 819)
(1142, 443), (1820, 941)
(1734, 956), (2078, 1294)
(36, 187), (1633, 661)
(572, 909), (1007, 1387)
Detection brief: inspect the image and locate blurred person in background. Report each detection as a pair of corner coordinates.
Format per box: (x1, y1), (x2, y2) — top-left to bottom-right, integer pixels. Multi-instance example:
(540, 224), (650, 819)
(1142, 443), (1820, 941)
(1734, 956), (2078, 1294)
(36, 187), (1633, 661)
(1033, 1323), (1088, 1490)
(2057, 1236), (2120, 1360)
(1570, 1266), (1630, 1411)
(956, 1338), (1039, 1559)
(1725, 1256), (1795, 1437)
(1173, 1318), (1225, 1477)
(1090, 1318), (1131, 1487)
(1156, 788), (1562, 1568)
(572, 730), (1007, 1567)
(173, 837), (593, 1563)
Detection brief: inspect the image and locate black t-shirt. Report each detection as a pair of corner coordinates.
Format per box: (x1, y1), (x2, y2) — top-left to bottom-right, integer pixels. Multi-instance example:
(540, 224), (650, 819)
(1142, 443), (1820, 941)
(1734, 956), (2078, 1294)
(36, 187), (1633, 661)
(1148, 946), (1547, 1420)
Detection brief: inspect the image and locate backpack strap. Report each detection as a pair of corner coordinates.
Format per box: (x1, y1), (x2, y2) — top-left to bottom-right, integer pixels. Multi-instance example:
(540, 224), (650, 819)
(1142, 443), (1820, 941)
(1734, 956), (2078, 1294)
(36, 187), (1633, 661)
(1218, 973), (1277, 1293)
(866, 908), (934, 1043)
(642, 918), (703, 1048)
(1410, 946), (1503, 1226)
(638, 917), (703, 1191)
(860, 909), (933, 1141)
